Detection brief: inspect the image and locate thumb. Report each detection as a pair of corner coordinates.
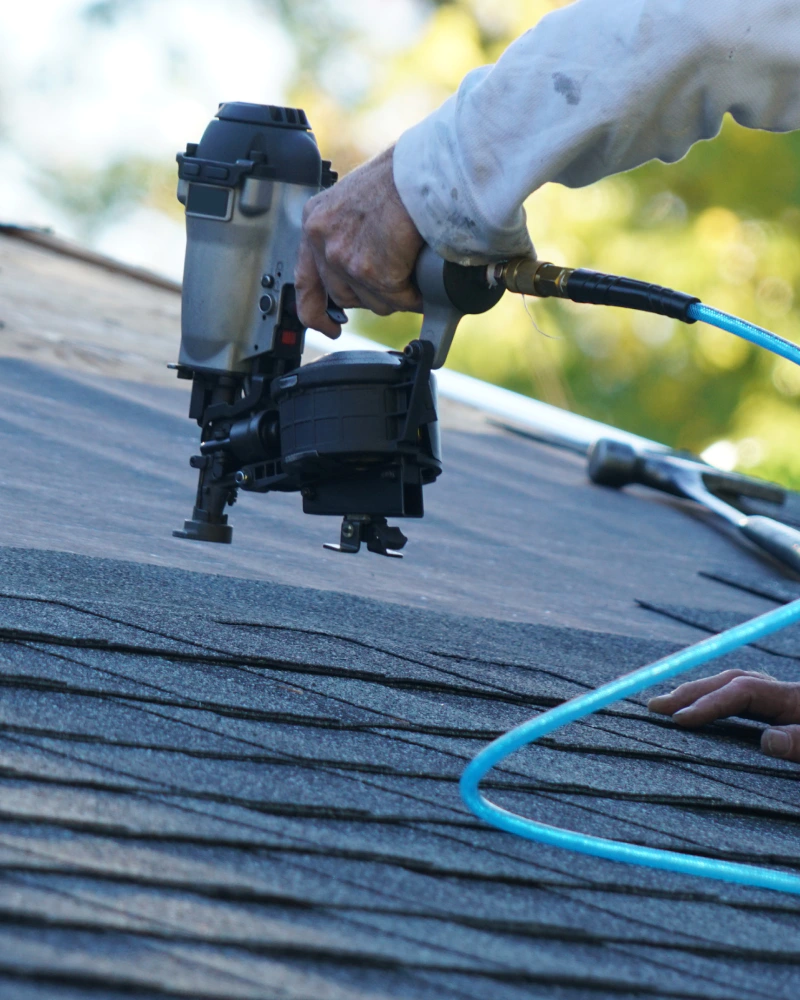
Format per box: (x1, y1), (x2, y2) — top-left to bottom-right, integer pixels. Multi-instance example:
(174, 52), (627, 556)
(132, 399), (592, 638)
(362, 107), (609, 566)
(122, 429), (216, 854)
(762, 725), (800, 763)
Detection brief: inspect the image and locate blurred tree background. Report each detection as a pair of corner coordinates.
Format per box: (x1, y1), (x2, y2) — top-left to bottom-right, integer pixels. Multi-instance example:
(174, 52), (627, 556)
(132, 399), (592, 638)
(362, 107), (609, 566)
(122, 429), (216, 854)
(47, 1), (800, 483)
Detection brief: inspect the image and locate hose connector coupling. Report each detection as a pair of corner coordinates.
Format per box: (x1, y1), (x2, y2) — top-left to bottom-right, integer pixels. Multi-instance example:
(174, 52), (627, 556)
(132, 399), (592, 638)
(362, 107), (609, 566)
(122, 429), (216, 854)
(494, 258), (701, 322)
(493, 258), (575, 298)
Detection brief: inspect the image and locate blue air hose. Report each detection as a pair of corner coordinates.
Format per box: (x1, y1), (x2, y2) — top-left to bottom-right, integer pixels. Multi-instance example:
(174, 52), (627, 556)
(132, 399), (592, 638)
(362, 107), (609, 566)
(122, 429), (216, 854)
(687, 302), (800, 367)
(462, 286), (800, 893)
(461, 598), (800, 894)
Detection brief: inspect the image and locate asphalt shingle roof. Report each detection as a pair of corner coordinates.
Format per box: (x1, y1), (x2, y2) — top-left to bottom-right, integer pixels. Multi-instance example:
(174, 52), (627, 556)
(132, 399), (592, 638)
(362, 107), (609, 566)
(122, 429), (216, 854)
(0, 229), (799, 998)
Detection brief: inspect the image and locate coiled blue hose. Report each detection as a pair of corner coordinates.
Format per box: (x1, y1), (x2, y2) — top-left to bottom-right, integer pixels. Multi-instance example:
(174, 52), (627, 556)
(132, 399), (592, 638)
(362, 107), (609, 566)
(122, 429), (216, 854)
(461, 598), (800, 893)
(461, 303), (800, 893)
(688, 302), (800, 367)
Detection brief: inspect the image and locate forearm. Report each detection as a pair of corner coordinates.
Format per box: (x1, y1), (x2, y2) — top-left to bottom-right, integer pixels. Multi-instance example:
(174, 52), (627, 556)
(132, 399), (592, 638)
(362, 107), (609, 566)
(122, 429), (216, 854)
(394, 0), (800, 263)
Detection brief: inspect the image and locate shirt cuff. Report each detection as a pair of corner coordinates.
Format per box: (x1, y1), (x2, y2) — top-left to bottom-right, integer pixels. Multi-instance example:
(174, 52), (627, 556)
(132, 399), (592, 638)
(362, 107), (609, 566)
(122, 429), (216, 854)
(393, 89), (535, 265)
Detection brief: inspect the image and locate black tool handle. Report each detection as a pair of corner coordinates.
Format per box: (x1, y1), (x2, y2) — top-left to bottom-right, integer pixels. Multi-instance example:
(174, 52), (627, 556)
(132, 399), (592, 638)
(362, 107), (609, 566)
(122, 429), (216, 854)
(740, 515), (800, 576)
(587, 439), (639, 486)
(325, 296), (348, 326)
(567, 271), (700, 323)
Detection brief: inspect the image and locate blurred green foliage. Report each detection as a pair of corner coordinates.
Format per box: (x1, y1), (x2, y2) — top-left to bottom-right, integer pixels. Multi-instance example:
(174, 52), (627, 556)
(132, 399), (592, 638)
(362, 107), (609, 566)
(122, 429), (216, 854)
(75, 0), (800, 484)
(36, 158), (177, 240)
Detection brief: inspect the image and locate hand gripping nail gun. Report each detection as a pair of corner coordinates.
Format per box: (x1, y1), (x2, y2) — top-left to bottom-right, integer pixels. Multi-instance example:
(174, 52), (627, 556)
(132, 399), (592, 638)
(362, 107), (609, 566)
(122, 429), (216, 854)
(171, 102), (504, 557)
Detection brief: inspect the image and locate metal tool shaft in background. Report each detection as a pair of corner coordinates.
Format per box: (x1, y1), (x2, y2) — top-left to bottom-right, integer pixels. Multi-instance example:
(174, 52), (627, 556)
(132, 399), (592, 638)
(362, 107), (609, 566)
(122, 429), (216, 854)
(588, 438), (800, 577)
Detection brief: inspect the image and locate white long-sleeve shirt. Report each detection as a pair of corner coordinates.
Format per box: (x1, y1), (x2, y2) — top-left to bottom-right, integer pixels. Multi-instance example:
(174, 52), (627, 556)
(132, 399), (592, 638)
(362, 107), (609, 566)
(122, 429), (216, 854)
(393, 0), (800, 264)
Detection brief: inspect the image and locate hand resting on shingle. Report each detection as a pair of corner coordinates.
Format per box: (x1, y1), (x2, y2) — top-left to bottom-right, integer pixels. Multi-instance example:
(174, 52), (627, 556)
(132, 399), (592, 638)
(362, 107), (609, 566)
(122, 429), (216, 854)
(649, 669), (800, 763)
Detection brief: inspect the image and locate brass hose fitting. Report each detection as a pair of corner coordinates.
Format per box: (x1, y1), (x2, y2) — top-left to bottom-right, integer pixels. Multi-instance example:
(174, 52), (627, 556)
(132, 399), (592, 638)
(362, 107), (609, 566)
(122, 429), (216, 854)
(493, 258), (575, 298)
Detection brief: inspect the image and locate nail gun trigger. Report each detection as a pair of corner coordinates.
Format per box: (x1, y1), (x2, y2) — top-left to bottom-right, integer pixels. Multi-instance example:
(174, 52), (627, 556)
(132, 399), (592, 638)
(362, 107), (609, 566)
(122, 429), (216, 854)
(326, 298), (348, 326)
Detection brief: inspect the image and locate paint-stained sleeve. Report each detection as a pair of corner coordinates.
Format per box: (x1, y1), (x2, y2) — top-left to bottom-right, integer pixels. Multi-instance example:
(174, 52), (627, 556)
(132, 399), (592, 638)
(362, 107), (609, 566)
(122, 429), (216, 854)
(393, 0), (800, 264)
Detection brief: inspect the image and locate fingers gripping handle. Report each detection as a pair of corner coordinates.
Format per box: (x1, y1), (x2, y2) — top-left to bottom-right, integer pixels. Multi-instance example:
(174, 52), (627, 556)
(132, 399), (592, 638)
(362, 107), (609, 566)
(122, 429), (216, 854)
(414, 246), (505, 369)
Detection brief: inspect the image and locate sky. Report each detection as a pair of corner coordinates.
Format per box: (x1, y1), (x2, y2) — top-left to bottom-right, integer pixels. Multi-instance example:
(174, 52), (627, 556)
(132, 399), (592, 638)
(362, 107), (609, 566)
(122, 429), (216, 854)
(0, 0), (424, 278)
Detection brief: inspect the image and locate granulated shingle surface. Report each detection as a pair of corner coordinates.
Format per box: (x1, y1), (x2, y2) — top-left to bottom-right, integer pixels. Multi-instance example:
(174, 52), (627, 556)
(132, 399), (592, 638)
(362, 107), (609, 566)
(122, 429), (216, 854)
(0, 365), (799, 997)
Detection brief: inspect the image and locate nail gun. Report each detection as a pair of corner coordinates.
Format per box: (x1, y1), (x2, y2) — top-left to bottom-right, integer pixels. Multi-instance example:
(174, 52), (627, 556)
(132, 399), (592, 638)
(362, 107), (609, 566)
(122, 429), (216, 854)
(170, 101), (503, 557)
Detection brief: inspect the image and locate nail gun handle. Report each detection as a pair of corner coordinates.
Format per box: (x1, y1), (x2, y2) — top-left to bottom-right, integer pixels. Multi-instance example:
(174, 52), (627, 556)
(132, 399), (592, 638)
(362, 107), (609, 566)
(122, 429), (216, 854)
(740, 515), (800, 576)
(414, 246), (505, 369)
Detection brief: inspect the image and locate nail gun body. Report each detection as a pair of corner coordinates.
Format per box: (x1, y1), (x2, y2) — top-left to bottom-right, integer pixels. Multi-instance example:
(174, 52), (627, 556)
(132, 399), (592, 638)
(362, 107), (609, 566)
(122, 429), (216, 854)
(177, 104), (319, 374)
(172, 102), (501, 555)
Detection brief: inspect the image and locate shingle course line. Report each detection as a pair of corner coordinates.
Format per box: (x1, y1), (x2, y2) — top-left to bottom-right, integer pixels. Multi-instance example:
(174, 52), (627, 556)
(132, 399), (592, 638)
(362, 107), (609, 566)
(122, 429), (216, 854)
(3, 590), (697, 712)
(0, 960), (736, 1000)
(3, 807), (792, 879)
(3, 841), (797, 917)
(7, 632), (779, 737)
(0, 875), (529, 983)
(10, 707), (800, 791)
(9, 753), (800, 829)
(3, 875), (798, 967)
(0, 628), (565, 706)
(5, 893), (800, 977)
(2, 592), (545, 699)
(9, 737), (800, 822)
